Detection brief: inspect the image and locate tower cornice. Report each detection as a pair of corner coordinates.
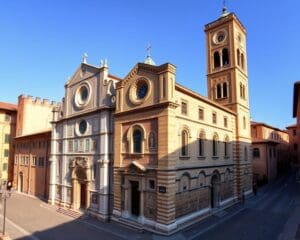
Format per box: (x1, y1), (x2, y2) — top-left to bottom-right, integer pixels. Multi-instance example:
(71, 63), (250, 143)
(204, 13), (246, 34)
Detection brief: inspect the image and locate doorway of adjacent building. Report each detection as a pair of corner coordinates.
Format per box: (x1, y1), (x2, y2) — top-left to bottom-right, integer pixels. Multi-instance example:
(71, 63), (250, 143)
(130, 181), (140, 216)
(211, 173), (220, 208)
(80, 183), (86, 209)
(18, 172), (23, 193)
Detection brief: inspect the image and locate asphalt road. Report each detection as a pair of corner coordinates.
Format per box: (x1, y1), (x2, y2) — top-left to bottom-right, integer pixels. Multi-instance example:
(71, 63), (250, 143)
(1, 171), (299, 240)
(195, 172), (300, 240)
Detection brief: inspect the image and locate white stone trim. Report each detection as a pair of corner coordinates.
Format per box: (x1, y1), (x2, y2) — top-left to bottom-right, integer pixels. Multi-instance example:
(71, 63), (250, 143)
(219, 196), (235, 206)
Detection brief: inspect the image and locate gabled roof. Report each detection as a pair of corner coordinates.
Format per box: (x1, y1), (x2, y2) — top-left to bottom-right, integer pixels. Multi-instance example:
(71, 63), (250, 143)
(66, 63), (121, 87)
(0, 101), (18, 112)
(117, 62), (176, 88)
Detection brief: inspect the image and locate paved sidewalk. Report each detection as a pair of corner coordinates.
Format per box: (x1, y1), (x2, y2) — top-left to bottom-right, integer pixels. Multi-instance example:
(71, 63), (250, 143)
(0, 173), (297, 240)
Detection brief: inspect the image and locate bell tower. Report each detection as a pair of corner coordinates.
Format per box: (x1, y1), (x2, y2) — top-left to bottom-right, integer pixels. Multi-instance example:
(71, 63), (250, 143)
(205, 8), (252, 196)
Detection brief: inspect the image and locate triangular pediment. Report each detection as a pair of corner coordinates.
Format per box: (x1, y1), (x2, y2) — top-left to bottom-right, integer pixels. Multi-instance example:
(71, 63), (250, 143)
(119, 62), (175, 88)
(127, 161), (147, 173)
(66, 63), (100, 87)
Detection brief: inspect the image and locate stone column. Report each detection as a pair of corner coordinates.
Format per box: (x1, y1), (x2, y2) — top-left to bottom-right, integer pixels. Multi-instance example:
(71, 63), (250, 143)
(98, 161), (109, 215)
(71, 179), (77, 209)
(122, 183), (130, 218)
(86, 181), (91, 209)
(138, 185), (145, 224)
(48, 160), (57, 205)
(49, 120), (58, 205)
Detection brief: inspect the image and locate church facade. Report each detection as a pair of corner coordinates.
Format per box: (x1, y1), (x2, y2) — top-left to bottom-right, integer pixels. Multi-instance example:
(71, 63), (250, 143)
(49, 58), (120, 220)
(112, 11), (253, 234)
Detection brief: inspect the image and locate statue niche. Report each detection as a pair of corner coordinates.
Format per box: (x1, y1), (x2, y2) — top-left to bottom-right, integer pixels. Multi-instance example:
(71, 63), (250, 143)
(70, 157), (90, 182)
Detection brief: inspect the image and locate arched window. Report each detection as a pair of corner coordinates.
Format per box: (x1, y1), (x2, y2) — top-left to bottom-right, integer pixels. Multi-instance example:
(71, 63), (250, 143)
(224, 136), (229, 157)
(214, 51), (221, 68)
(223, 82), (228, 98)
(212, 134), (218, 157)
(181, 130), (188, 156)
(241, 53), (245, 69)
(253, 148), (260, 158)
(199, 132), (205, 156)
(216, 84), (222, 99)
(180, 174), (190, 192)
(237, 49), (240, 66)
(222, 48), (229, 65)
(199, 172), (206, 187)
(133, 129), (142, 153)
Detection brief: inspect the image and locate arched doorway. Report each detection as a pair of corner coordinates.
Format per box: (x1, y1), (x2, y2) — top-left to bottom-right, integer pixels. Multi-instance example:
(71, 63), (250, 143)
(18, 172), (23, 192)
(130, 181), (140, 216)
(211, 171), (221, 208)
(70, 158), (90, 210)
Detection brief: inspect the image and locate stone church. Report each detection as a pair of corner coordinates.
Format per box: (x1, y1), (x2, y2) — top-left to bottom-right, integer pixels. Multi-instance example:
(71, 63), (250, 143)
(49, 8), (253, 234)
(112, 9), (252, 234)
(48, 57), (120, 220)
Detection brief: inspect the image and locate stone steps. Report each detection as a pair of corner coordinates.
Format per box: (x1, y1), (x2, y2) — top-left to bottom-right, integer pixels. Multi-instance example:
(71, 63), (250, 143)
(56, 207), (83, 219)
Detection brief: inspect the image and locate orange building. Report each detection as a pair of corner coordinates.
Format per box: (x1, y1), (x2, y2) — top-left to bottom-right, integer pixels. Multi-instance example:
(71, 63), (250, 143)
(13, 95), (57, 199)
(14, 131), (51, 198)
(251, 122), (289, 183)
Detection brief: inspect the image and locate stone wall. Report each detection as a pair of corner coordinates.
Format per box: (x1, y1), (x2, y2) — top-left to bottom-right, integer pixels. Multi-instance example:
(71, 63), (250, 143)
(144, 191), (157, 220)
(220, 181), (233, 201)
(175, 187), (209, 218)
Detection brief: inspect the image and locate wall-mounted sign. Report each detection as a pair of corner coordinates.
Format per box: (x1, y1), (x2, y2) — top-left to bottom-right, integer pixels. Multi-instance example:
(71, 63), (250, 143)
(158, 186), (166, 193)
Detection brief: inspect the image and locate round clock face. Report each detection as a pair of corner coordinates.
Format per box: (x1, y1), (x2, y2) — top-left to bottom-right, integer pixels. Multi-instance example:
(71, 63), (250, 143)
(217, 33), (225, 42)
(79, 120), (87, 134)
(137, 83), (148, 99)
(213, 30), (227, 44)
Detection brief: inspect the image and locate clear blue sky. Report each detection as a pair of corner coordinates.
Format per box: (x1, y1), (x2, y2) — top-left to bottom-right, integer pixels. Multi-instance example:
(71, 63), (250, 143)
(0, 0), (299, 129)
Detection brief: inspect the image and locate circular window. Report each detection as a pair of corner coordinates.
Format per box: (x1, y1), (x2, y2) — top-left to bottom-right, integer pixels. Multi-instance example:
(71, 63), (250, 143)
(129, 78), (151, 105)
(137, 82), (148, 99)
(80, 86), (88, 101)
(79, 120), (87, 134)
(75, 83), (91, 108)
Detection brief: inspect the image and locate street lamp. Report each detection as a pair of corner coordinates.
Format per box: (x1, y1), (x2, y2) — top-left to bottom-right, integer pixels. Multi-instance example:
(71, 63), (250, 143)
(0, 181), (12, 238)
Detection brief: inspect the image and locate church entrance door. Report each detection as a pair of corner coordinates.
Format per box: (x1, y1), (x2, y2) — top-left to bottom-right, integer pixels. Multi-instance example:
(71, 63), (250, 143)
(130, 181), (140, 216)
(80, 183), (86, 209)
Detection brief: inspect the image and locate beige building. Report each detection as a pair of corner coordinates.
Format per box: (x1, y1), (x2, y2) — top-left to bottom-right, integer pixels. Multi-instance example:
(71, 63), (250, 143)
(13, 95), (57, 198)
(112, 10), (252, 234)
(251, 122), (289, 183)
(0, 102), (17, 184)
